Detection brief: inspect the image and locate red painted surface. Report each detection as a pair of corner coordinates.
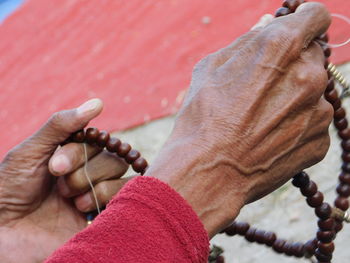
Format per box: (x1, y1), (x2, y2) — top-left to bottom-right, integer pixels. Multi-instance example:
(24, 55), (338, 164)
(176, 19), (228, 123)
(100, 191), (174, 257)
(0, 0), (349, 158)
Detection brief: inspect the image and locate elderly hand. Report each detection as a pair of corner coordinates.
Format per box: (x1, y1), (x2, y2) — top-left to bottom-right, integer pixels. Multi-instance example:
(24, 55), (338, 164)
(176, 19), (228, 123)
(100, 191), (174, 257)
(147, 3), (332, 237)
(0, 99), (128, 263)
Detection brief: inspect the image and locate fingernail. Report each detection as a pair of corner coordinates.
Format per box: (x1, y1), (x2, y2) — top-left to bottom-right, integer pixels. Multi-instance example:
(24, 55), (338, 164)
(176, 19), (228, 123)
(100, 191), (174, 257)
(57, 176), (70, 196)
(52, 154), (70, 174)
(76, 193), (93, 212)
(76, 98), (102, 116)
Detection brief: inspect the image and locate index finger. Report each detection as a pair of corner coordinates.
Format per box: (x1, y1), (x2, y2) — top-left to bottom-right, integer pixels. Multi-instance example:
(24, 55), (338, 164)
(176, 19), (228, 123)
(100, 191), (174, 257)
(260, 2), (331, 60)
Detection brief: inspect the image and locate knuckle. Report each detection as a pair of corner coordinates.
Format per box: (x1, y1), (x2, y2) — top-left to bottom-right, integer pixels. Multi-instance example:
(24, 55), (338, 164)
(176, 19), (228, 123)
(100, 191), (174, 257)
(65, 172), (86, 192)
(95, 182), (110, 202)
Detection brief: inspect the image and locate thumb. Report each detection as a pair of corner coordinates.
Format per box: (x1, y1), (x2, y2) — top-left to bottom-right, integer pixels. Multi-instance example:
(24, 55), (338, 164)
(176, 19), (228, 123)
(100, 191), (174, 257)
(31, 98), (103, 150)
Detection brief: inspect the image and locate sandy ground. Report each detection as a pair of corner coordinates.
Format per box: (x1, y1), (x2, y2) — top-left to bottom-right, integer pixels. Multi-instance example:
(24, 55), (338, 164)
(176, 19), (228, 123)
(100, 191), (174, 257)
(113, 62), (350, 263)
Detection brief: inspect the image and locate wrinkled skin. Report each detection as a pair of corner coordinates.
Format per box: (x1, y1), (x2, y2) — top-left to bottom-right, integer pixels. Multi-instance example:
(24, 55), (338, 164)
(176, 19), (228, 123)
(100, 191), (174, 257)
(0, 99), (129, 263)
(0, 2), (332, 262)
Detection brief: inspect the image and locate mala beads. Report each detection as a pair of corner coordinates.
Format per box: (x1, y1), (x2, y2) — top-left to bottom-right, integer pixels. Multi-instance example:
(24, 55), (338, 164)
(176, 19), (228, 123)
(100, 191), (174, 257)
(65, 1), (350, 262)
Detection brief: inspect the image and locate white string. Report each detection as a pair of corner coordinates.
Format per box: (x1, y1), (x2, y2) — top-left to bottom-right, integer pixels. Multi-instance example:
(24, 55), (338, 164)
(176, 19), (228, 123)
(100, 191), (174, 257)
(326, 13), (350, 48)
(83, 143), (101, 214)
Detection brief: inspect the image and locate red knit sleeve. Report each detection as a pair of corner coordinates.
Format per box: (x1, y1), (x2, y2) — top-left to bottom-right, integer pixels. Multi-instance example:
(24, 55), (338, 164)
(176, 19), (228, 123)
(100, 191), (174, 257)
(45, 176), (210, 263)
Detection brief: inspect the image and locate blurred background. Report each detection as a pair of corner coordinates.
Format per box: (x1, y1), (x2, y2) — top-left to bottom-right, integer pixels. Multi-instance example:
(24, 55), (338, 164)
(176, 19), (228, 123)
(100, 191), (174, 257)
(0, 0), (349, 262)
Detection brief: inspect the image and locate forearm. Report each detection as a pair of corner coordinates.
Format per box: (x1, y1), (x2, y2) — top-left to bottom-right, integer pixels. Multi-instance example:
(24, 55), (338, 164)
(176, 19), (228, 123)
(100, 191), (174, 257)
(45, 176), (209, 263)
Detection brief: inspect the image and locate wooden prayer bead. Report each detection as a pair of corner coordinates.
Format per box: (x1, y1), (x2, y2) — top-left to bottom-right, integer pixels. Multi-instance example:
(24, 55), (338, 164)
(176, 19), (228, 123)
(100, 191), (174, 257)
(325, 77), (335, 92)
(106, 137), (121, 152)
(315, 203), (332, 220)
(335, 197), (350, 212)
(283, 242), (293, 256)
(342, 152), (350, 163)
(275, 7), (291, 17)
(323, 47), (331, 58)
(324, 89), (339, 104)
(254, 230), (266, 244)
(334, 108), (346, 120)
(96, 130), (110, 148)
(318, 218), (335, 231)
(292, 172), (310, 188)
(282, 0), (299, 12)
(125, 149), (141, 164)
(117, 142), (131, 157)
(273, 239), (286, 253)
(336, 183), (350, 197)
(315, 249), (332, 262)
(263, 232), (276, 246)
(317, 230), (335, 243)
(334, 221), (343, 232)
(342, 162), (350, 173)
(304, 239), (317, 257)
(300, 181), (317, 197)
(318, 242), (335, 255)
(85, 127), (99, 144)
(335, 118), (348, 131)
(225, 223), (237, 236)
(132, 157), (148, 174)
(216, 256), (225, 263)
(341, 140), (350, 152)
(71, 130), (85, 143)
(235, 222), (250, 235)
(291, 242), (305, 258)
(339, 172), (350, 184)
(332, 99), (342, 111)
(245, 228), (257, 242)
(339, 128), (350, 140)
(306, 192), (324, 207)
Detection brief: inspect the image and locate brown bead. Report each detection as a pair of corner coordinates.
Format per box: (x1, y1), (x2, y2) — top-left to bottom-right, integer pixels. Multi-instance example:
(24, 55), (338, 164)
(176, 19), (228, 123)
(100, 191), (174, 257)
(106, 137), (121, 152)
(315, 249), (332, 261)
(306, 191), (324, 207)
(342, 140), (350, 152)
(275, 7), (291, 17)
(263, 232), (276, 246)
(273, 239), (286, 253)
(334, 107), (346, 120)
(336, 183), (350, 197)
(317, 230), (335, 243)
(332, 99), (342, 111)
(117, 142), (131, 157)
(235, 222), (250, 235)
(283, 242), (293, 256)
(125, 149), (141, 164)
(319, 33), (329, 43)
(335, 119), (348, 131)
(342, 151), (350, 163)
(339, 128), (350, 140)
(244, 227), (256, 242)
(282, 0), (299, 12)
(254, 230), (266, 244)
(334, 221), (343, 232)
(224, 223), (237, 236)
(96, 130), (110, 148)
(323, 47), (332, 58)
(85, 127), (99, 144)
(325, 77), (335, 92)
(318, 242), (334, 255)
(300, 181), (317, 197)
(304, 239), (317, 257)
(292, 172), (310, 188)
(318, 218), (335, 231)
(335, 196), (349, 211)
(325, 89), (339, 104)
(291, 242), (305, 258)
(339, 172), (350, 184)
(216, 256), (225, 263)
(71, 130), (85, 143)
(315, 203), (332, 220)
(342, 162), (350, 173)
(132, 157), (148, 174)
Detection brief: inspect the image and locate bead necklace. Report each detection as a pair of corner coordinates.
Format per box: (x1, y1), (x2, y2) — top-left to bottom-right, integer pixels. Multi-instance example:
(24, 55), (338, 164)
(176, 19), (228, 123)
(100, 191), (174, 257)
(65, 1), (350, 262)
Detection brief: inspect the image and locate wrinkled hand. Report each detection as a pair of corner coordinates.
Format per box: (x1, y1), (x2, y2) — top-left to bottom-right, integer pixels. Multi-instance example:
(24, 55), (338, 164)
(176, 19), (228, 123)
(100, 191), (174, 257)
(147, 3), (333, 237)
(0, 99), (128, 263)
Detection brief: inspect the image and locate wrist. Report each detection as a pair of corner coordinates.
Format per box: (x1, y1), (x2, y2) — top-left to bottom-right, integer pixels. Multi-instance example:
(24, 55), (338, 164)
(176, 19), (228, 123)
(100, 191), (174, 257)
(146, 135), (248, 237)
